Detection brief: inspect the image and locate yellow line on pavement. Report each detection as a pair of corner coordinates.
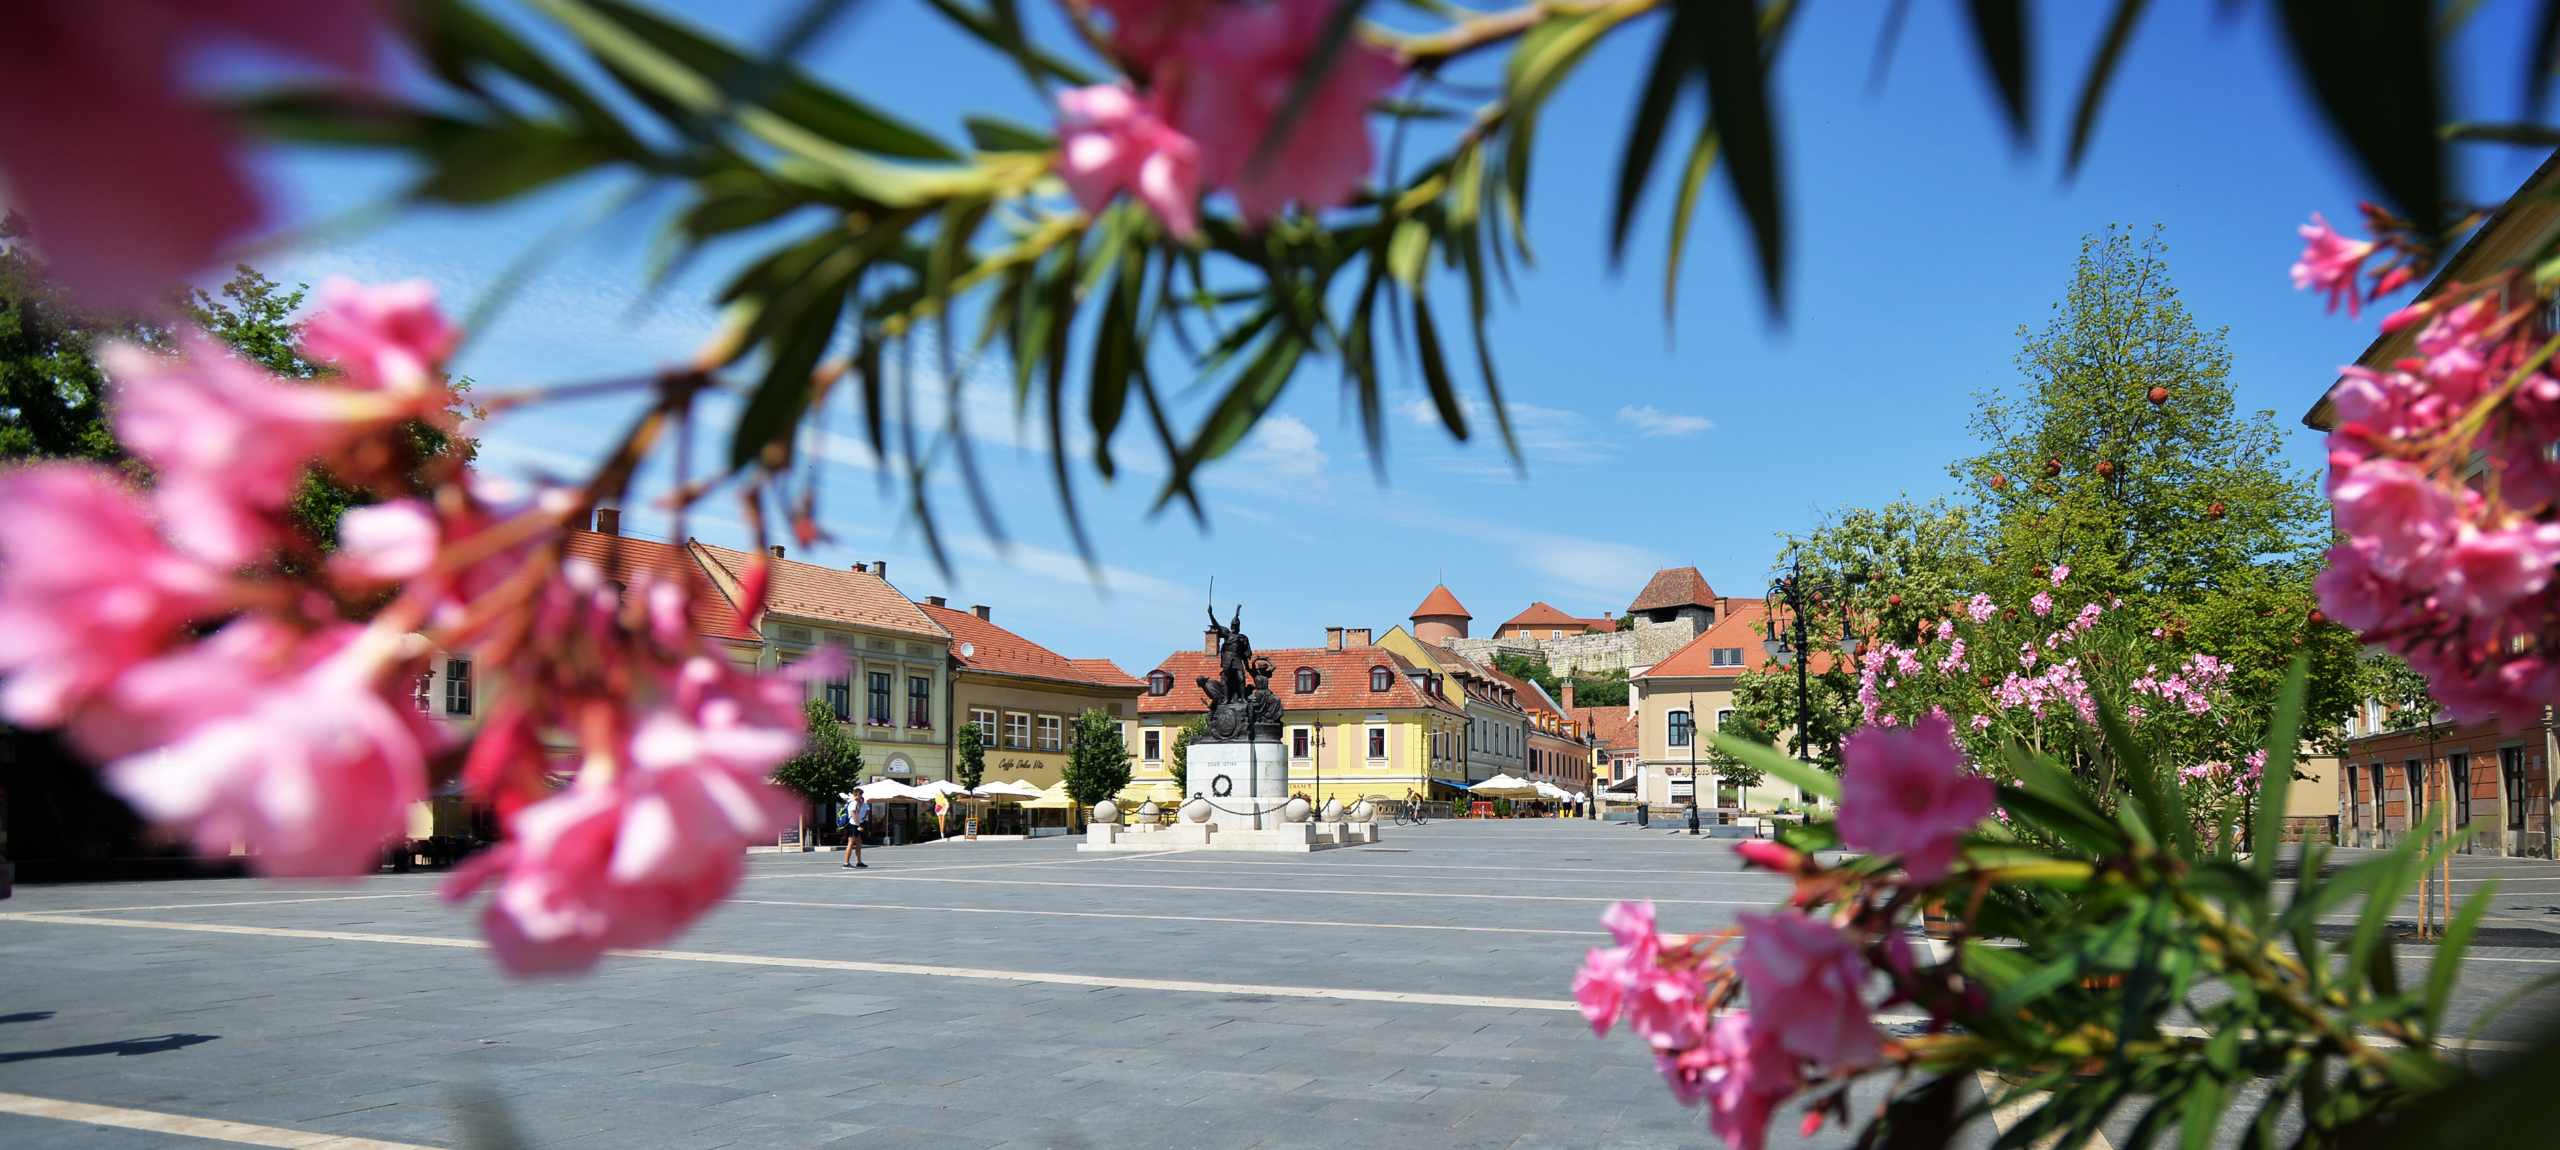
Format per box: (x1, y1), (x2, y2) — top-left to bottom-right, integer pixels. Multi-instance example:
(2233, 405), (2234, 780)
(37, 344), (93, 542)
(726, 898), (1605, 936)
(0, 1090), (439, 1150)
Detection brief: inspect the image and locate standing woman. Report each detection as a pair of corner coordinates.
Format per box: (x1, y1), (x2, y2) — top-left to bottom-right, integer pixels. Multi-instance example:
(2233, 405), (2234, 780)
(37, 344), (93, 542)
(842, 792), (871, 869)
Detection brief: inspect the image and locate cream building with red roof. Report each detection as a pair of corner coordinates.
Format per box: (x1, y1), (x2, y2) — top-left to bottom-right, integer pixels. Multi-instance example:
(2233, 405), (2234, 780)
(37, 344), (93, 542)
(1492, 601), (1618, 641)
(690, 541), (955, 783)
(1628, 598), (1841, 811)
(1139, 628), (1469, 805)
(918, 599), (1144, 794)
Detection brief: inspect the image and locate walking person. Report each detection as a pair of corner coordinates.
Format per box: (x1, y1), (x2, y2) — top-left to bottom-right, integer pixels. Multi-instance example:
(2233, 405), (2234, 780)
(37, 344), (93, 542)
(842, 792), (871, 869)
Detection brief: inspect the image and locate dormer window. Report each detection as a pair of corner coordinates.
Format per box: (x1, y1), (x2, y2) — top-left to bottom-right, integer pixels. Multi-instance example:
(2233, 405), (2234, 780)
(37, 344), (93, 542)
(1294, 666), (1319, 693)
(1369, 665), (1393, 692)
(1147, 669), (1174, 696)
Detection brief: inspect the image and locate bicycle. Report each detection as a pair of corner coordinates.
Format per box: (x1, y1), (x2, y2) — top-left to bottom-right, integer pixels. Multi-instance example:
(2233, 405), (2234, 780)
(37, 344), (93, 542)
(1393, 795), (1429, 827)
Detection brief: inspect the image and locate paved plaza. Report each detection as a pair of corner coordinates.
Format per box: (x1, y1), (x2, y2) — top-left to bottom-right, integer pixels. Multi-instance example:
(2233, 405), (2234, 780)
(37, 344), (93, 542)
(6, 821), (2560, 1150)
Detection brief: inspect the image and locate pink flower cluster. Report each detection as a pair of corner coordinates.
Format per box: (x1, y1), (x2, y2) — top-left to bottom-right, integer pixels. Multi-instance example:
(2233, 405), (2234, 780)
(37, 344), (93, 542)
(2302, 213), (2560, 727)
(1579, 721), (1994, 1142)
(2129, 654), (2228, 720)
(0, 279), (808, 974)
(1057, 0), (1406, 237)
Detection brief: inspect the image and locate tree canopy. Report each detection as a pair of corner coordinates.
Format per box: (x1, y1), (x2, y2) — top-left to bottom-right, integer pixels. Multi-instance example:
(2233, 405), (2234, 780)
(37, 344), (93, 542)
(1061, 709), (1131, 807)
(771, 697), (863, 810)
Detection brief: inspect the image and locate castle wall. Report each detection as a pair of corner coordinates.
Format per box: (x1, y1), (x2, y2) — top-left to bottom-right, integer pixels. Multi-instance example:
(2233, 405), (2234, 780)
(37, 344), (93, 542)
(1445, 618), (1704, 677)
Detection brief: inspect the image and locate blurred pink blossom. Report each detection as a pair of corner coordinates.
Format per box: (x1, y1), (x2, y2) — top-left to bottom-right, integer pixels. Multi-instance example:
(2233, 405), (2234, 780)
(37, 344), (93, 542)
(0, 465), (230, 726)
(300, 278), (461, 397)
(102, 335), (357, 565)
(1165, 0), (1405, 223)
(1056, 84), (1202, 238)
(0, 1), (388, 306)
(332, 499), (442, 583)
(1734, 910), (1879, 1068)
(2293, 212), (2377, 317)
(1836, 713), (1991, 883)
(1656, 1012), (1799, 1150)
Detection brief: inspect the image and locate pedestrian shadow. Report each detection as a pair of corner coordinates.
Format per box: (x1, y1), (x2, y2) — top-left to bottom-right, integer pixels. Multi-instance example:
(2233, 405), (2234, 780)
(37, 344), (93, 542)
(0, 1034), (219, 1063)
(0, 1012), (56, 1025)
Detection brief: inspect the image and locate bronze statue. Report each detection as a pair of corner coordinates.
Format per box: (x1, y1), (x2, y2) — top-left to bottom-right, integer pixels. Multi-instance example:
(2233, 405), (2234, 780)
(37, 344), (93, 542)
(1197, 603), (1277, 743)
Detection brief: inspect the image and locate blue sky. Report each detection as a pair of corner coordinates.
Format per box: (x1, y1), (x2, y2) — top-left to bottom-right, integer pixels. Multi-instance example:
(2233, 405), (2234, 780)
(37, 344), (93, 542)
(235, 0), (2551, 676)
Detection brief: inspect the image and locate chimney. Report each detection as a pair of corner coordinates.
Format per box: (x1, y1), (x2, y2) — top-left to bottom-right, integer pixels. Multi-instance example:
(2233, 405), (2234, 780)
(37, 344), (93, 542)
(1206, 628), (1221, 656)
(592, 508), (620, 535)
(1347, 627), (1371, 647)
(874, 561), (887, 582)
(1325, 627), (1344, 651)
(972, 604), (991, 621)
(1562, 681), (1576, 710)
(768, 545), (785, 559)
(852, 562), (868, 573)
(926, 595), (947, 607)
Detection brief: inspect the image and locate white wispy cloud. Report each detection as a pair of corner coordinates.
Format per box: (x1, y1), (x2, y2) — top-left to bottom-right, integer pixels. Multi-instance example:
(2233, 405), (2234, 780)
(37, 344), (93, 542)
(1617, 404), (1714, 437)
(1238, 413), (1330, 477)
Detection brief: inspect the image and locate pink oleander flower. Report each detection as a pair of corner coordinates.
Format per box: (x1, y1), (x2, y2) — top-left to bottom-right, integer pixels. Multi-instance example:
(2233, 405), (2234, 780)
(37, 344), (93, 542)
(332, 499), (442, 583)
(446, 657), (803, 974)
(1055, 83), (1202, 239)
(1970, 713), (1993, 731)
(2049, 564), (2070, 586)
(2436, 523), (2560, 617)
(300, 278), (461, 397)
(0, 464), (231, 727)
(1734, 910), (1879, 1068)
(0, 2), (388, 306)
(1164, 0), (1405, 223)
(1657, 1012), (1800, 1150)
(2293, 212), (2378, 317)
(1574, 945), (1636, 1035)
(102, 334), (361, 566)
(1836, 713), (1992, 883)
(100, 623), (432, 876)
(2330, 459), (2462, 578)
(1622, 962), (1709, 1053)
(1967, 593), (1996, 624)
(1935, 619), (1955, 641)
(1733, 839), (1800, 872)
(1088, 0), (1211, 68)
(2030, 591), (2054, 618)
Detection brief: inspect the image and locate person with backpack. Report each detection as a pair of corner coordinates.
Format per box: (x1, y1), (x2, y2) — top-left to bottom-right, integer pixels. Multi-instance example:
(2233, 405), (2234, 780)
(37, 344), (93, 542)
(841, 792), (870, 869)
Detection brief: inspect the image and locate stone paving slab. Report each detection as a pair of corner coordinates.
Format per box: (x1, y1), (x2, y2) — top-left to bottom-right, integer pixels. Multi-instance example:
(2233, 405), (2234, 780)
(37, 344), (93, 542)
(6, 821), (2560, 1149)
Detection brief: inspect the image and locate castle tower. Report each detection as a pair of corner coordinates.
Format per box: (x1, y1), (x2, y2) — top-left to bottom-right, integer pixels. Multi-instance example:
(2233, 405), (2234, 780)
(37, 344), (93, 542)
(1411, 585), (1472, 645)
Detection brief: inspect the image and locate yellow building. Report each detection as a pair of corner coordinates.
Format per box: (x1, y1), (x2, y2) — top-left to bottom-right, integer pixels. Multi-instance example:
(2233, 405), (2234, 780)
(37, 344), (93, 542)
(1138, 631), (1469, 805)
(1375, 622), (1529, 785)
(919, 598), (1144, 792)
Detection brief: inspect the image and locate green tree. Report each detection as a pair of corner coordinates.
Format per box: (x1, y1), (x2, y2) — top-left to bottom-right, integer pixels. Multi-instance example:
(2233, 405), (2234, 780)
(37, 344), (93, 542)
(0, 217), (138, 464)
(954, 720), (987, 789)
(1953, 227), (2354, 746)
(1167, 714), (1206, 794)
(772, 697), (863, 822)
(1773, 498), (1981, 649)
(1492, 652), (1631, 710)
(1061, 709), (1131, 808)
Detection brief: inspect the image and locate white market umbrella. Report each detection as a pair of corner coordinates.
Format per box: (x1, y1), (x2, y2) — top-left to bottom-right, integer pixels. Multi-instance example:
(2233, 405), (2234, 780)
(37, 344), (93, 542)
(1533, 781), (1574, 801)
(858, 779), (923, 800)
(1469, 775), (1540, 798)
(909, 780), (971, 798)
(972, 781), (1044, 800)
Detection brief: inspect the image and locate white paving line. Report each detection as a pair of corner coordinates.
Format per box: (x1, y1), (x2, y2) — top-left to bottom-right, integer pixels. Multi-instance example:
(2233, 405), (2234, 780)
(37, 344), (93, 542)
(0, 1090), (439, 1150)
(783, 873), (1770, 905)
(726, 898), (1605, 936)
(0, 913), (1579, 1011)
(12, 893), (429, 916)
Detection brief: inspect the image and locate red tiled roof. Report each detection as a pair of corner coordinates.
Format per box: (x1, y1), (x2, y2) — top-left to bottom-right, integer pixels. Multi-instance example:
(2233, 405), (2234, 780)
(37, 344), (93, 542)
(919, 603), (1129, 688)
(1069, 658), (1144, 687)
(1138, 646), (1464, 716)
(1570, 705), (1639, 752)
(1639, 599), (1841, 678)
(692, 542), (948, 640)
(1412, 584), (1471, 619)
(1629, 567), (1717, 612)
(560, 529), (755, 642)
(1499, 601), (1617, 633)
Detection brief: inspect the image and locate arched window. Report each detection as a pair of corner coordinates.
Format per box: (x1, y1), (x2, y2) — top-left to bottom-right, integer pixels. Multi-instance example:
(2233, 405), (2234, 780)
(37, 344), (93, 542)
(1146, 669), (1174, 697)
(1294, 666), (1319, 694)
(1668, 710), (1694, 747)
(1369, 665), (1393, 692)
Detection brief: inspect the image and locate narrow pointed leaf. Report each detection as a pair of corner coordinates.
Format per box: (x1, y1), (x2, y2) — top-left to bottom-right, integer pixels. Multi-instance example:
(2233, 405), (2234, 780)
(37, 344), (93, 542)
(2273, 0), (2444, 229)
(1963, 0), (2032, 141)
(2066, 0), (2150, 171)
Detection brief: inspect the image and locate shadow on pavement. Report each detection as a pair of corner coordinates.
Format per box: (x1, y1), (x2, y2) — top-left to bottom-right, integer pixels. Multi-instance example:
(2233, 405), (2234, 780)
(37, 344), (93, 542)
(0, 1033), (218, 1063)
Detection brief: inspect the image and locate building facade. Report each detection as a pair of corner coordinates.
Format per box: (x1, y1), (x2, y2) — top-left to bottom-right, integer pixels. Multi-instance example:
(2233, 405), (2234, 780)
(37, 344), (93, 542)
(2335, 709), (2555, 857)
(1628, 599), (1840, 811)
(1492, 602), (1618, 641)
(920, 599), (1144, 793)
(692, 542), (954, 781)
(1376, 623), (1528, 784)
(1139, 633), (1468, 805)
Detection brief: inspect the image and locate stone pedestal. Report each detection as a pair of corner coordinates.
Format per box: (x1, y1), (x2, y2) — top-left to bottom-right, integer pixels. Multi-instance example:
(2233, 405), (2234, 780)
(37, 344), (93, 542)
(1187, 740), (1290, 830)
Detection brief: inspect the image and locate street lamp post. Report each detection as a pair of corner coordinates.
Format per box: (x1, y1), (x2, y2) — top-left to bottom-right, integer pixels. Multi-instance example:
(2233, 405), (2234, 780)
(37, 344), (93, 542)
(1763, 555), (1862, 803)
(1687, 692), (1700, 835)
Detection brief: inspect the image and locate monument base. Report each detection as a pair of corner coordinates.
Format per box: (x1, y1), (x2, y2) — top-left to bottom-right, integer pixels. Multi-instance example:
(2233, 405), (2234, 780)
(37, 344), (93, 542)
(1183, 740), (1291, 829)
(1076, 821), (1378, 853)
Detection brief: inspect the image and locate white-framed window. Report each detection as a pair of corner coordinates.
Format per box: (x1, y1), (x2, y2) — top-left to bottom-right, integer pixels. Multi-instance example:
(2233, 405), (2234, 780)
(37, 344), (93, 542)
(1005, 711), (1031, 750)
(907, 675), (932, 727)
(1367, 726), (1388, 760)
(1551, 629), (1562, 639)
(1037, 715), (1064, 751)
(1143, 729), (1161, 762)
(1710, 647), (1745, 667)
(867, 671), (892, 724)
(970, 707), (998, 734)
(444, 659), (473, 716)
(1668, 710), (1693, 747)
